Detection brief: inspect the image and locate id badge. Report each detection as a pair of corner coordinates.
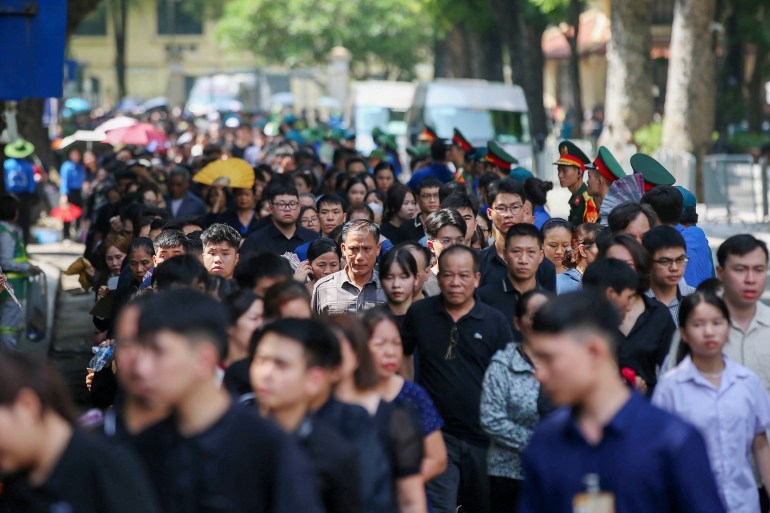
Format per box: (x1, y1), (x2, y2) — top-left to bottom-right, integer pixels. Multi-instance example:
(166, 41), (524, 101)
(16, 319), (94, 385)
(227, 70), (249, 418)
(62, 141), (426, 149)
(572, 491), (615, 513)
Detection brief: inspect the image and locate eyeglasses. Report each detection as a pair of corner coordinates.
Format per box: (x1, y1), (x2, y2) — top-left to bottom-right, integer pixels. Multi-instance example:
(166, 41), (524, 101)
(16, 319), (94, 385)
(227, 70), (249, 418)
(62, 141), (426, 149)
(493, 203), (523, 216)
(652, 255), (689, 268)
(273, 201), (299, 210)
(445, 325), (459, 360)
(436, 237), (466, 247)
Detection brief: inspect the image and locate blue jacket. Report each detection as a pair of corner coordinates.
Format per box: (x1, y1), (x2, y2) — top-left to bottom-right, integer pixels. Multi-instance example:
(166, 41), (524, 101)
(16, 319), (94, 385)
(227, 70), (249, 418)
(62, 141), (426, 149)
(406, 162), (453, 191)
(676, 224), (715, 288)
(59, 160), (85, 194)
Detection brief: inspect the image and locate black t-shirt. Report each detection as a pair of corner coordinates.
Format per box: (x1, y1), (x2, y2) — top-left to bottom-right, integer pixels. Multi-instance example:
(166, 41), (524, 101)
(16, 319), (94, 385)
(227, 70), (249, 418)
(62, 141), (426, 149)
(618, 295), (676, 391)
(295, 417), (361, 513)
(402, 296), (514, 444)
(396, 217), (425, 243)
(478, 245), (556, 291)
(478, 278), (542, 338)
(379, 222), (400, 245)
(222, 358), (252, 399)
(0, 430), (161, 513)
(131, 403), (324, 513)
(240, 223), (319, 256)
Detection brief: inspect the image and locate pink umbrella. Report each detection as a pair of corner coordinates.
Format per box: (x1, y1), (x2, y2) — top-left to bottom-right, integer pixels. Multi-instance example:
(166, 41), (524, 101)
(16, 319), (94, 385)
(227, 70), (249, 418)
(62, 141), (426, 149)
(94, 116), (138, 132)
(104, 123), (168, 146)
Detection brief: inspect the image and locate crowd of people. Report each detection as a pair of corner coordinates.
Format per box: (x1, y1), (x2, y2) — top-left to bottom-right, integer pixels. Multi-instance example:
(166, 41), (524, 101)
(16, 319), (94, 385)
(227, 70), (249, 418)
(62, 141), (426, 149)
(1, 113), (770, 513)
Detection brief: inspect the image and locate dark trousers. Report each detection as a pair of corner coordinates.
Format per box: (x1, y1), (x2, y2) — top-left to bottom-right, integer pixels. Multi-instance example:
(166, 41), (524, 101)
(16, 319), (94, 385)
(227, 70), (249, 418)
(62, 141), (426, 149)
(426, 431), (490, 513)
(489, 476), (522, 513)
(63, 189), (82, 239)
(17, 192), (35, 245)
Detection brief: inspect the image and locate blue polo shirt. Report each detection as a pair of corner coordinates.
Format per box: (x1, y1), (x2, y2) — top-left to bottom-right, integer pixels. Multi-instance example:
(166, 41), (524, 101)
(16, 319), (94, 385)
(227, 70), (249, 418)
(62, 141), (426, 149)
(676, 224), (715, 288)
(406, 162), (454, 191)
(518, 391), (725, 513)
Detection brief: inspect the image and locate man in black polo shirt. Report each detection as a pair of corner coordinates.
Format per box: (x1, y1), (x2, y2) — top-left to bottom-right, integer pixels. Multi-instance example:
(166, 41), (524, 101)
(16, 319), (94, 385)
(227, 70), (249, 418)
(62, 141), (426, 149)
(403, 245), (514, 513)
(424, 208), (468, 297)
(397, 177), (442, 243)
(479, 223), (544, 335)
(479, 178), (556, 291)
(241, 183), (318, 255)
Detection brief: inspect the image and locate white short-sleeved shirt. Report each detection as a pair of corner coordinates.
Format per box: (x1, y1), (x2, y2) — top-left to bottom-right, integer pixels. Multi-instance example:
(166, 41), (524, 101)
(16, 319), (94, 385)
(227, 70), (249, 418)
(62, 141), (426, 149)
(653, 355), (770, 513)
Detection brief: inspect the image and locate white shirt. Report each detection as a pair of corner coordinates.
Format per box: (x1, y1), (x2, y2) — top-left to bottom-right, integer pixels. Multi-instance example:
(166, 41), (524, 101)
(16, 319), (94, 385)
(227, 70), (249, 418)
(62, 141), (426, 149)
(724, 301), (770, 395)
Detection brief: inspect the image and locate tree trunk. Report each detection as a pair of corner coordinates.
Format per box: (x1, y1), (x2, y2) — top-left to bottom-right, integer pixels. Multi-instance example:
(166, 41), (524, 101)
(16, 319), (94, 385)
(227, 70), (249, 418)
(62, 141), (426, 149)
(445, 23), (472, 78)
(662, 0), (717, 197)
(599, 0), (654, 151)
(566, 0), (584, 138)
(433, 35), (450, 79)
(469, 30), (504, 81)
(746, 47), (767, 133)
(110, 0), (128, 100)
(488, 0), (548, 151)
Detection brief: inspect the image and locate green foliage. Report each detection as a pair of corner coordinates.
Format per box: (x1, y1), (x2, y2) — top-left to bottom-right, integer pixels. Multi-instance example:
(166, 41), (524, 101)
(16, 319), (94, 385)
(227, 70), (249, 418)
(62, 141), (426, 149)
(727, 132), (770, 153)
(216, 0), (433, 78)
(634, 119), (664, 155)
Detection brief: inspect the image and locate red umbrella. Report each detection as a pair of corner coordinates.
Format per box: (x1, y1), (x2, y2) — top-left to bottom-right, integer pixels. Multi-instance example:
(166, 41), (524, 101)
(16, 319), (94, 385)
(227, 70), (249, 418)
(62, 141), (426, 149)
(50, 204), (83, 223)
(104, 122), (168, 146)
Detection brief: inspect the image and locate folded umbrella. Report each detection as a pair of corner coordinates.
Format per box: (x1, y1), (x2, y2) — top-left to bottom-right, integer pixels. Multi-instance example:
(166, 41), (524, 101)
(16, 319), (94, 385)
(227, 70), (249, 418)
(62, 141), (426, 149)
(50, 204), (83, 223)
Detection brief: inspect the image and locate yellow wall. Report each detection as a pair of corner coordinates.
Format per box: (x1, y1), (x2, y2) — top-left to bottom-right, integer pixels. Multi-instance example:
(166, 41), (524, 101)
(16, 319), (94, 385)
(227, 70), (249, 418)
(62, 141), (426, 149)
(69, 1), (255, 106)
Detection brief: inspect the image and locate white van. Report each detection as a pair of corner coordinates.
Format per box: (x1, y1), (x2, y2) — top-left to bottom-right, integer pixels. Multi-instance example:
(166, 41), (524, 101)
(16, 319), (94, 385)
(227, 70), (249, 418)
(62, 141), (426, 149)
(349, 81), (416, 156)
(406, 79), (533, 169)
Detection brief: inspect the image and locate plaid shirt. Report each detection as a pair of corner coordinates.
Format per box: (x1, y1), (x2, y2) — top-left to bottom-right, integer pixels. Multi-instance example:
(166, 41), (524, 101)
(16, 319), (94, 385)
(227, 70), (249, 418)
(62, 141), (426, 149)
(311, 268), (386, 316)
(645, 279), (696, 326)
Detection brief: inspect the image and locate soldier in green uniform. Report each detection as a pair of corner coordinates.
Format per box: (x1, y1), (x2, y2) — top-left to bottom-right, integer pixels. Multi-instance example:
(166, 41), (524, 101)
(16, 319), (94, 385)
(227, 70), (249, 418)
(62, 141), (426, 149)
(630, 153), (676, 191)
(449, 128), (474, 189)
(485, 140), (518, 179)
(585, 146), (627, 215)
(554, 140), (597, 226)
(0, 193), (40, 349)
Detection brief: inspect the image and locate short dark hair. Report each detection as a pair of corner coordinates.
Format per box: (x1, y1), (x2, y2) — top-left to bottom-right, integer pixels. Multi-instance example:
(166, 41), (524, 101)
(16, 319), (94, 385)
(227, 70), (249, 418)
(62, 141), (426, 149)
(607, 202), (657, 233)
(153, 229), (187, 253)
(478, 173), (501, 194)
(531, 291), (621, 353)
(252, 318), (342, 369)
(438, 244), (480, 274)
(224, 289), (261, 326)
(234, 252), (292, 290)
(425, 209), (467, 240)
(0, 194), (20, 222)
(201, 223), (241, 249)
(138, 288), (228, 359)
(380, 247), (418, 277)
(266, 182), (299, 202)
(641, 225), (686, 256)
(583, 258), (640, 295)
(152, 254), (208, 290)
(487, 178), (526, 207)
(641, 186), (683, 226)
(439, 182), (466, 203)
(430, 139), (448, 161)
(417, 177), (442, 194)
(373, 161), (395, 178)
(316, 194), (345, 211)
(345, 156), (367, 172)
(441, 192), (477, 216)
(505, 223), (543, 248)
(185, 231), (204, 257)
(717, 234), (770, 267)
(515, 290), (553, 320)
(164, 217), (205, 232)
(263, 280), (311, 320)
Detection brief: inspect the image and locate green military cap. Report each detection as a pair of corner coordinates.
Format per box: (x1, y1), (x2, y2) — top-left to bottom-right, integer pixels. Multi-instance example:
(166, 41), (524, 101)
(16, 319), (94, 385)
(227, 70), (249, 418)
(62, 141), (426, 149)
(485, 140), (518, 170)
(371, 126), (384, 141)
(630, 153), (676, 190)
(377, 133), (398, 151)
(452, 128), (473, 152)
(327, 128), (345, 143)
(301, 126), (325, 143)
(407, 146), (430, 158)
(369, 148), (386, 160)
(553, 140), (590, 169)
(585, 146), (626, 183)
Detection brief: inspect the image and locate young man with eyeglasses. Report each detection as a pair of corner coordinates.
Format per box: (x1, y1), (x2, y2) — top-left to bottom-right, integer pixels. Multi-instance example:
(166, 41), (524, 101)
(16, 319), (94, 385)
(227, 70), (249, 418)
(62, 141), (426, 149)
(241, 183), (319, 256)
(642, 226), (695, 326)
(479, 179), (556, 291)
(402, 245), (514, 513)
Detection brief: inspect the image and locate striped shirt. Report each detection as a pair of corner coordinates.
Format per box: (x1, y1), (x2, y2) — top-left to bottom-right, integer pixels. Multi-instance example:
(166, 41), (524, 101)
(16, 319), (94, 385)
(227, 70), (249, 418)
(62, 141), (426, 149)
(311, 268), (386, 316)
